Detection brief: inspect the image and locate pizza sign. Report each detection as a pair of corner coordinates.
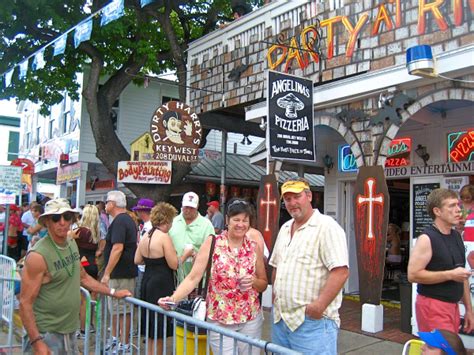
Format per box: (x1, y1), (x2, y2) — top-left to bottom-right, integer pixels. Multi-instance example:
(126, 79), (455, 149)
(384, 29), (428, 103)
(149, 101), (202, 163)
(385, 137), (411, 167)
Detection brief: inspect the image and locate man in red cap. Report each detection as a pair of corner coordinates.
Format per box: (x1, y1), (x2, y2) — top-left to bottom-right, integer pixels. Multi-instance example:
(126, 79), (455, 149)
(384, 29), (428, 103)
(206, 200), (224, 234)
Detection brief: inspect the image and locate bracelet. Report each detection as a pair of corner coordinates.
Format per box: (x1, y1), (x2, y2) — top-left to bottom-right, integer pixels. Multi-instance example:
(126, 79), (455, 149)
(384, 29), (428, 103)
(30, 335), (44, 346)
(110, 288), (116, 296)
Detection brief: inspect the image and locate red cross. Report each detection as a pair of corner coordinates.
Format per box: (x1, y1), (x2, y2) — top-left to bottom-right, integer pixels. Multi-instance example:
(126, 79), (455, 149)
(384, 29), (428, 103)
(259, 183), (277, 232)
(356, 178), (384, 239)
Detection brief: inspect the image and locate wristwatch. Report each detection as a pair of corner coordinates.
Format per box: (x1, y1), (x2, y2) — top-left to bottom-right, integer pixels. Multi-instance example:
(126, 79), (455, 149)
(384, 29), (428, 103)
(109, 288), (116, 296)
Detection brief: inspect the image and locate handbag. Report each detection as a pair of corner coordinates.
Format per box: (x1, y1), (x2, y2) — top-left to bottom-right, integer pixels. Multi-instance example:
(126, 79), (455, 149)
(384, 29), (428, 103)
(176, 235), (216, 321)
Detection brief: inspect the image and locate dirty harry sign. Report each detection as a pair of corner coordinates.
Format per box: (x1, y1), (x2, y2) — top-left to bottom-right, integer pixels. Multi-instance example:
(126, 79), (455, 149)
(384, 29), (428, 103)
(149, 101), (202, 163)
(267, 70), (314, 161)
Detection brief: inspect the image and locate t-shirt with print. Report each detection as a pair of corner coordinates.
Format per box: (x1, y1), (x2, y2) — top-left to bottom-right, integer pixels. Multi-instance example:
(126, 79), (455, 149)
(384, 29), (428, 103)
(104, 213), (138, 279)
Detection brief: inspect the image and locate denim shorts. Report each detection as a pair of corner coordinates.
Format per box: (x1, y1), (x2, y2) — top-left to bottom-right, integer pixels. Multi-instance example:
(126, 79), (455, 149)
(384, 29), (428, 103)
(23, 331), (78, 354)
(272, 312), (339, 355)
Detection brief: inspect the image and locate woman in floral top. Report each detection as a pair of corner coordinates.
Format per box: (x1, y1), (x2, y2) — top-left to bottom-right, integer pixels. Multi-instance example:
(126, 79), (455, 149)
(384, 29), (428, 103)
(159, 198), (268, 354)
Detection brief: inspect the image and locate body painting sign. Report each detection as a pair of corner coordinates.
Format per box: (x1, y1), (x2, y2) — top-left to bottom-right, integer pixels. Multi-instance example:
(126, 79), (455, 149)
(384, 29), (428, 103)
(117, 161), (172, 184)
(267, 70), (315, 161)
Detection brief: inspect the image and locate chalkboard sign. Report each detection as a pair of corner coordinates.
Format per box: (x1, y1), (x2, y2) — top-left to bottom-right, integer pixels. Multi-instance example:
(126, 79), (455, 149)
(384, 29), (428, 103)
(412, 182), (440, 237)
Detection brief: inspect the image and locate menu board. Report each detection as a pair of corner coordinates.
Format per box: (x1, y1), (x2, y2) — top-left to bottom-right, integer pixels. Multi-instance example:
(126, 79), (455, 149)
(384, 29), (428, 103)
(412, 182), (440, 237)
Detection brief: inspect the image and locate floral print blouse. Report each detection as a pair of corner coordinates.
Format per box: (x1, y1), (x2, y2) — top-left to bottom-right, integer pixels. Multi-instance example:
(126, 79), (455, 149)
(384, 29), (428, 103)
(206, 231), (261, 324)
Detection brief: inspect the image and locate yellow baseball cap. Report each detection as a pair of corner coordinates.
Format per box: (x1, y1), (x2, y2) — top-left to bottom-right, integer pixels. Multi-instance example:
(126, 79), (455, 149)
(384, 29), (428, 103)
(281, 180), (310, 196)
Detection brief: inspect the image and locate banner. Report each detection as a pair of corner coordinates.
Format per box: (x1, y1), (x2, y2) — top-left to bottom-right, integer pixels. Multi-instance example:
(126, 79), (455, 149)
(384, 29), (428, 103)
(4, 68), (14, 87)
(74, 19), (93, 48)
(32, 50), (45, 70)
(140, 0), (154, 7)
(100, 0), (124, 26)
(56, 162), (82, 184)
(19, 60), (28, 80)
(267, 70), (315, 161)
(53, 34), (67, 56)
(117, 161), (172, 184)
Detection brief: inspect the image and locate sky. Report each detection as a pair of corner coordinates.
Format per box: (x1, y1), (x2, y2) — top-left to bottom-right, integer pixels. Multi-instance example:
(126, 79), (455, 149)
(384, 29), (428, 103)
(0, 99), (20, 117)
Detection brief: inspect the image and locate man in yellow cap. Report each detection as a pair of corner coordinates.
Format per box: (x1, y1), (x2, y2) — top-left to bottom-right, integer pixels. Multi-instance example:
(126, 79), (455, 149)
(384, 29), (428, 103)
(269, 178), (349, 354)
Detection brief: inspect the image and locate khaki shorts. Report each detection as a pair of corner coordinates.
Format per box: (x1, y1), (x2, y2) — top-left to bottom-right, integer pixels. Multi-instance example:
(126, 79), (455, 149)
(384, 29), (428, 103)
(108, 278), (135, 315)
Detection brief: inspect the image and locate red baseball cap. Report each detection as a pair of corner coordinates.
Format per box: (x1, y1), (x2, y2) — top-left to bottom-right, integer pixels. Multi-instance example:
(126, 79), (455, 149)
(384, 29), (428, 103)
(9, 204), (20, 211)
(207, 201), (219, 209)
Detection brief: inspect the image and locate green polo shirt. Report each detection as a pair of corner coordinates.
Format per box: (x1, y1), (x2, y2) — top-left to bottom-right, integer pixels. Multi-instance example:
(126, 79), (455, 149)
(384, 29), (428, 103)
(169, 213), (215, 282)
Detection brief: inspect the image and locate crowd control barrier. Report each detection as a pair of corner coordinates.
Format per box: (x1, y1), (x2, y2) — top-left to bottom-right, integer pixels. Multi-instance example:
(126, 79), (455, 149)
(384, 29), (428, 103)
(0, 255), (20, 355)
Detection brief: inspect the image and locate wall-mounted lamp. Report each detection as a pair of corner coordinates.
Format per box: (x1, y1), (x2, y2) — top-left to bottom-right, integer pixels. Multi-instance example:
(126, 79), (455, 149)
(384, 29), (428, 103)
(240, 134), (252, 145)
(323, 154), (334, 173)
(415, 144), (430, 166)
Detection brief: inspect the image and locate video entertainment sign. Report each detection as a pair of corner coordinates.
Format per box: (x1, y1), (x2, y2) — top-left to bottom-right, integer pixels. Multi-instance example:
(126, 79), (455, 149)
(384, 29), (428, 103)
(267, 70), (315, 161)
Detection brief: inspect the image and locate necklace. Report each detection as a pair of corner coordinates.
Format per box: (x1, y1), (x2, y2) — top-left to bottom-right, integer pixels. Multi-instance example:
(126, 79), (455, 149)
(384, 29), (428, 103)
(47, 236), (75, 277)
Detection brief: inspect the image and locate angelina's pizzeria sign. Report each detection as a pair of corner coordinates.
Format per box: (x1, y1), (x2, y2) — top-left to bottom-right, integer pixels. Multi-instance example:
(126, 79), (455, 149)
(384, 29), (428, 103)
(267, 0), (471, 72)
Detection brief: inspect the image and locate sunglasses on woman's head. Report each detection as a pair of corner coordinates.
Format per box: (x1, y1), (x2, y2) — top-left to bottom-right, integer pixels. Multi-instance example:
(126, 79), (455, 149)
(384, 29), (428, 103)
(228, 199), (248, 209)
(51, 212), (74, 223)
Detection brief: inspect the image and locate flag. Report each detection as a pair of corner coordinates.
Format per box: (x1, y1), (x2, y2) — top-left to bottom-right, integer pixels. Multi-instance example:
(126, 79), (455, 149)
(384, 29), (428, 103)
(74, 19), (93, 48)
(140, 0), (154, 8)
(53, 34), (67, 56)
(4, 68), (14, 87)
(100, 0), (124, 26)
(32, 50), (46, 70)
(19, 60), (28, 80)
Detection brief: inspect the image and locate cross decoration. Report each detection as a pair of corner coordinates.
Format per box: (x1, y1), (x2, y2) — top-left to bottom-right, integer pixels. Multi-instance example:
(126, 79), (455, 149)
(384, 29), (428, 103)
(356, 178), (384, 239)
(260, 183), (277, 232)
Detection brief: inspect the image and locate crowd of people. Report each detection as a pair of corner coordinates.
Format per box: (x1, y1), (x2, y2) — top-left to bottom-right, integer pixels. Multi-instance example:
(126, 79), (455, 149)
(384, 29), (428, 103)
(4, 180), (473, 354)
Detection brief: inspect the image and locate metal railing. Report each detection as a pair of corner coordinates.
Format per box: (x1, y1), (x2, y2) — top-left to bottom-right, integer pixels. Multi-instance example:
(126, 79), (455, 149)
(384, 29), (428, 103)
(0, 255), (20, 355)
(91, 295), (301, 355)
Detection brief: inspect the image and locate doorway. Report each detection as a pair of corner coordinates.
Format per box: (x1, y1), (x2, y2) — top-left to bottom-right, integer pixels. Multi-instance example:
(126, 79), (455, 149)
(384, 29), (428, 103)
(383, 178), (410, 301)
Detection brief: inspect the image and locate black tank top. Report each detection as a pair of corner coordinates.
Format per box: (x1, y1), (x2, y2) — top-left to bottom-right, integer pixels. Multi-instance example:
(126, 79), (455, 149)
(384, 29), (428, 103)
(417, 225), (466, 303)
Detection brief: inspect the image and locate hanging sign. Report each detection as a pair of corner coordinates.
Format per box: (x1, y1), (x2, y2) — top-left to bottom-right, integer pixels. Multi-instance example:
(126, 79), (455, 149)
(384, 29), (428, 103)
(0, 166), (22, 204)
(56, 162), (81, 184)
(267, 70), (315, 161)
(447, 129), (474, 163)
(256, 174), (280, 255)
(117, 161), (172, 184)
(149, 101), (202, 163)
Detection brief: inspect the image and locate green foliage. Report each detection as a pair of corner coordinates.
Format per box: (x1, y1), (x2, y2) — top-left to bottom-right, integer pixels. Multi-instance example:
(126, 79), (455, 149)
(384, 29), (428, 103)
(0, 0), (247, 111)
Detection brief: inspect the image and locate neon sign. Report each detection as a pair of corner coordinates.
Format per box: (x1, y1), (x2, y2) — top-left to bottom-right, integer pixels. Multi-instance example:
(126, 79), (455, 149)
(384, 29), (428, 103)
(339, 144), (358, 172)
(385, 138), (411, 167)
(447, 129), (474, 163)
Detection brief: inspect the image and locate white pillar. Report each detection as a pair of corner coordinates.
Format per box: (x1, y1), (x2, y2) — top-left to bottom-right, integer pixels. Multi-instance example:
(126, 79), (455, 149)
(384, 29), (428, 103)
(76, 162), (88, 207)
(29, 174), (38, 203)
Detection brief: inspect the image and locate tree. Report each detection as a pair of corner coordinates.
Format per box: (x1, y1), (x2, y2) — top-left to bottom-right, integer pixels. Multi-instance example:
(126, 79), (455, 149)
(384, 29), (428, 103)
(0, 0), (261, 202)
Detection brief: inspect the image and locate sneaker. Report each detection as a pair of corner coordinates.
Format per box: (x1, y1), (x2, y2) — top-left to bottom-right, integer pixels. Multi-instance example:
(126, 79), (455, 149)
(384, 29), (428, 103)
(131, 329), (139, 338)
(75, 330), (86, 339)
(105, 337), (118, 352)
(114, 343), (131, 354)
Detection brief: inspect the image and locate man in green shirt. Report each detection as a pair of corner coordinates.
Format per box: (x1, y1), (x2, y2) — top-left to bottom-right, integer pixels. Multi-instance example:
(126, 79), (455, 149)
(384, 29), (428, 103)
(19, 198), (131, 354)
(169, 192), (215, 282)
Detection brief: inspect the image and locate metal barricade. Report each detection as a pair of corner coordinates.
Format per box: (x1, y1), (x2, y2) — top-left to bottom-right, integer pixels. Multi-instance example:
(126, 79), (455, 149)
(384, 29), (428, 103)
(0, 255), (19, 355)
(94, 294), (301, 355)
(80, 287), (92, 355)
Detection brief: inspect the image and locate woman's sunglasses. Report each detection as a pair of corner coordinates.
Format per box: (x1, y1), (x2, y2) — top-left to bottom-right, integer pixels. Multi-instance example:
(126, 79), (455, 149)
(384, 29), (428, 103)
(51, 212), (75, 223)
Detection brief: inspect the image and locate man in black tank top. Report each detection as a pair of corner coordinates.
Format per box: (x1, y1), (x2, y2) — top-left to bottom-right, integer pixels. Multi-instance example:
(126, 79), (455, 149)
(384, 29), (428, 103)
(408, 188), (473, 334)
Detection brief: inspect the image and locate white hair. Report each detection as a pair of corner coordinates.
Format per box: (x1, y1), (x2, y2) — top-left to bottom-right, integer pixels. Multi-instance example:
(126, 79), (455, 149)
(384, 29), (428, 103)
(107, 190), (127, 208)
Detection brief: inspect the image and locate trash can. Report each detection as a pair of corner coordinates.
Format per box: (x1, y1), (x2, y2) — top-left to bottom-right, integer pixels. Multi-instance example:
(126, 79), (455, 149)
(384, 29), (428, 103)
(399, 275), (412, 334)
(175, 325), (211, 355)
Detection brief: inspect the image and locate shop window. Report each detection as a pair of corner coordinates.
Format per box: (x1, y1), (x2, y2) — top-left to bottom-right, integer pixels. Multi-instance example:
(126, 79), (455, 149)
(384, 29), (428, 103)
(8, 131), (19, 161)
